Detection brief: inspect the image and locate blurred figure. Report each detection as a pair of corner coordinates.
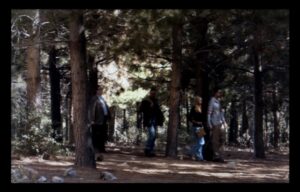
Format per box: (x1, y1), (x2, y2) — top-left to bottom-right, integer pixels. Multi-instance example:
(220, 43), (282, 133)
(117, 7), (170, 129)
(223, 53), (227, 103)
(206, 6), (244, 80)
(207, 87), (227, 163)
(139, 86), (164, 157)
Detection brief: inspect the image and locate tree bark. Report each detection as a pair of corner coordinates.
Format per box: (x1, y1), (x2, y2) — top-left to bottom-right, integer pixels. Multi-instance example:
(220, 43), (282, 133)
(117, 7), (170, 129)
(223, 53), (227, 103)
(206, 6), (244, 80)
(49, 46), (62, 142)
(194, 18), (210, 142)
(69, 10), (95, 168)
(108, 106), (116, 142)
(272, 85), (280, 149)
(87, 54), (98, 102)
(253, 44), (266, 158)
(26, 10), (41, 130)
(229, 100), (238, 145)
(136, 103), (142, 145)
(185, 91), (190, 134)
(264, 105), (269, 149)
(165, 21), (183, 157)
(240, 100), (249, 137)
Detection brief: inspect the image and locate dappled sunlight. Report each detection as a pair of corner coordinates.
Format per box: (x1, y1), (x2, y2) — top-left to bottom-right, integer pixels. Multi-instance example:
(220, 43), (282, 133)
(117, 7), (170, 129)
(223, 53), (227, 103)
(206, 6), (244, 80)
(40, 160), (73, 167)
(122, 168), (171, 175)
(12, 146), (289, 183)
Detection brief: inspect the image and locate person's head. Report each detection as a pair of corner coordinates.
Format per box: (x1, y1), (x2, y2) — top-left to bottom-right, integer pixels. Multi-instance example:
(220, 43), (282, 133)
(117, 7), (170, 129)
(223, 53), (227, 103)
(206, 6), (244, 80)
(97, 86), (103, 96)
(194, 96), (202, 106)
(194, 96), (202, 112)
(213, 87), (222, 98)
(149, 86), (157, 98)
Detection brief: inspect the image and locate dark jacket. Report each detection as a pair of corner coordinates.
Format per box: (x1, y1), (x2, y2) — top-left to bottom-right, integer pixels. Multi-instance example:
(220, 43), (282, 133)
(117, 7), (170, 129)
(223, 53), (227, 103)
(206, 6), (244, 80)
(89, 95), (111, 125)
(139, 96), (164, 127)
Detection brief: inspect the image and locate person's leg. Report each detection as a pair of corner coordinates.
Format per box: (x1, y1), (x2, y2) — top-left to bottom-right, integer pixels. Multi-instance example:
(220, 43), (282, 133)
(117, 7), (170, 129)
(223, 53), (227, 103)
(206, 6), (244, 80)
(194, 138), (201, 160)
(199, 137), (205, 160)
(145, 124), (156, 156)
(193, 127), (201, 160)
(91, 124), (98, 152)
(211, 124), (221, 160)
(195, 136), (205, 161)
(99, 124), (107, 152)
(219, 124), (226, 159)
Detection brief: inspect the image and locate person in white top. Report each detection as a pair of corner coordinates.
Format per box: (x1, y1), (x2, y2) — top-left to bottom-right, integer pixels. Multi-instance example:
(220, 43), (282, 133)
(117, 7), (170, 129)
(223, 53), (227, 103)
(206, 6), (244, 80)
(207, 87), (227, 162)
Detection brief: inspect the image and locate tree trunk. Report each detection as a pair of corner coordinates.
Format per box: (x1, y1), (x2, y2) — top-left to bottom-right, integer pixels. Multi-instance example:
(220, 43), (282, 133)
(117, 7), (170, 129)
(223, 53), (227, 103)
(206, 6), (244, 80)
(49, 46), (62, 142)
(108, 106), (116, 142)
(253, 45), (266, 158)
(69, 10), (95, 168)
(26, 10), (41, 130)
(272, 85), (280, 149)
(87, 54), (98, 102)
(185, 91), (190, 134)
(194, 18), (209, 109)
(123, 109), (127, 131)
(66, 86), (75, 145)
(195, 18), (211, 152)
(229, 100), (238, 145)
(136, 103), (142, 145)
(65, 89), (70, 142)
(264, 107), (269, 149)
(194, 18), (210, 143)
(165, 21), (182, 157)
(240, 100), (249, 137)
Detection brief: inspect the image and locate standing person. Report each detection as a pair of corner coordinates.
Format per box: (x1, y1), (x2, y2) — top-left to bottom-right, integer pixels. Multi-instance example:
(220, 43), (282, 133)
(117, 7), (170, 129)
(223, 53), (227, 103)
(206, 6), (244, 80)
(89, 86), (111, 157)
(207, 87), (227, 163)
(139, 86), (164, 157)
(189, 96), (205, 161)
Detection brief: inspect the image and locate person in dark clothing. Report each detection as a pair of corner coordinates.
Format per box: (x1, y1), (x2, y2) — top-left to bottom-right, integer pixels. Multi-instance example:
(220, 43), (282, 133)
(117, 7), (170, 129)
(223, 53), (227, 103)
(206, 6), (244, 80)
(89, 86), (111, 157)
(139, 86), (164, 157)
(189, 96), (205, 161)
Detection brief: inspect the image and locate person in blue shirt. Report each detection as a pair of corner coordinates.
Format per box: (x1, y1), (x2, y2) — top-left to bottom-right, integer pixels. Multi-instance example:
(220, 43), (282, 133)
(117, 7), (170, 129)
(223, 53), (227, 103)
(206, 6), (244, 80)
(207, 87), (227, 163)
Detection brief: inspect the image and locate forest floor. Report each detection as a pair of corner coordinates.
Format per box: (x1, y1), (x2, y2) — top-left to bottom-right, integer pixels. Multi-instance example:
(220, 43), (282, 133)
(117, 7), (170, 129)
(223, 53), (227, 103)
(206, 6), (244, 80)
(11, 144), (289, 183)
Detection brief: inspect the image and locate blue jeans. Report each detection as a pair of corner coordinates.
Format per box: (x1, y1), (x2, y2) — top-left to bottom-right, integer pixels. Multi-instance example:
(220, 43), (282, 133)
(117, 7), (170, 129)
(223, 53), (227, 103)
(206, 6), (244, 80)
(192, 126), (205, 160)
(145, 122), (157, 154)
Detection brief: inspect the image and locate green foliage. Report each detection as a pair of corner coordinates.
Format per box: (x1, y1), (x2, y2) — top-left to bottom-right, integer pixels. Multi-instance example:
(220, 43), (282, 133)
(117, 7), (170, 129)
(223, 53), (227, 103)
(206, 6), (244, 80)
(111, 88), (148, 109)
(12, 125), (69, 156)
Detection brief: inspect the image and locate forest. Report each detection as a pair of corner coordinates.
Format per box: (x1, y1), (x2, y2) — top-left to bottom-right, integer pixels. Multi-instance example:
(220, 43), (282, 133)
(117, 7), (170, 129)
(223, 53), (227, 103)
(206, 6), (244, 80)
(11, 9), (289, 183)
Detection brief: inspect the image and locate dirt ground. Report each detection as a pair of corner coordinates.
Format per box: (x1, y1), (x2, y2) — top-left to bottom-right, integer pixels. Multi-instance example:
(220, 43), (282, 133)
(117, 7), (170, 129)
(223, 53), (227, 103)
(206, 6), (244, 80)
(11, 144), (289, 183)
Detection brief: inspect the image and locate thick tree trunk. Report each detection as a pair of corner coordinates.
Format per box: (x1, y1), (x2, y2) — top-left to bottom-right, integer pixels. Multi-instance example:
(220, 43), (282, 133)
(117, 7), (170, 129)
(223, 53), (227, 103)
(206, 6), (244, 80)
(49, 47), (62, 142)
(26, 10), (41, 131)
(253, 45), (266, 158)
(165, 21), (182, 157)
(194, 18), (209, 135)
(194, 19), (208, 93)
(194, 18), (211, 146)
(69, 10), (95, 168)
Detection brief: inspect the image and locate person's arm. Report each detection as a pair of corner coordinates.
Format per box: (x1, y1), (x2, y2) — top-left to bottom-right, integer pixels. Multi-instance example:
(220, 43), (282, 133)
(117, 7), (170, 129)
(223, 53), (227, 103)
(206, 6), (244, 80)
(221, 108), (227, 128)
(207, 98), (213, 128)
